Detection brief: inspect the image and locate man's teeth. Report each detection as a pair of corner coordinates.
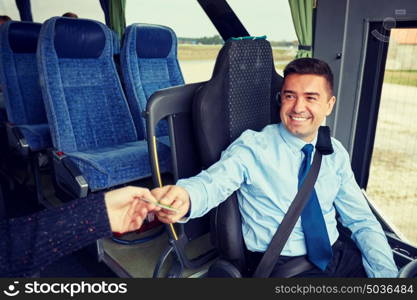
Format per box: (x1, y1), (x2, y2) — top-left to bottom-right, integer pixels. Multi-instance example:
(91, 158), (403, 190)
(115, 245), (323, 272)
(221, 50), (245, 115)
(291, 116), (307, 121)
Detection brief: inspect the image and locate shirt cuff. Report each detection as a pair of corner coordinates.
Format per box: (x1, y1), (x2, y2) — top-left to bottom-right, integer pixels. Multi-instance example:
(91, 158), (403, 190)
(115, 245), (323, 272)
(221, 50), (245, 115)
(177, 202), (191, 223)
(176, 178), (207, 222)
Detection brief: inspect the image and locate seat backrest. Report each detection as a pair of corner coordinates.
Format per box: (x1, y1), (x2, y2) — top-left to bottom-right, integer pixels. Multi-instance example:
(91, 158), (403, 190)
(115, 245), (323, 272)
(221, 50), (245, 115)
(37, 17), (138, 153)
(0, 21), (46, 126)
(192, 37), (283, 270)
(121, 23), (184, 139)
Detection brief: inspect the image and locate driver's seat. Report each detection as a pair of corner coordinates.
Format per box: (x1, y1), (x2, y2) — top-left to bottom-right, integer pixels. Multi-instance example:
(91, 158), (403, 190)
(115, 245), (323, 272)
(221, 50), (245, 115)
(191, 36), (282, 277)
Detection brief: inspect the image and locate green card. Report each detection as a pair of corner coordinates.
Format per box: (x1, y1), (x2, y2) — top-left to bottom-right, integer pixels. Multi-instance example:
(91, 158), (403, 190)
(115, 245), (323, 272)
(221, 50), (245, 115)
(140, 197), (179, 213)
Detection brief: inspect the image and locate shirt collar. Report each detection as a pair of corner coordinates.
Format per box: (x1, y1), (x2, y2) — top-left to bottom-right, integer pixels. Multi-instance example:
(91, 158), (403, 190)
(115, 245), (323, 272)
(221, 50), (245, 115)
(278, 123), (318, 154)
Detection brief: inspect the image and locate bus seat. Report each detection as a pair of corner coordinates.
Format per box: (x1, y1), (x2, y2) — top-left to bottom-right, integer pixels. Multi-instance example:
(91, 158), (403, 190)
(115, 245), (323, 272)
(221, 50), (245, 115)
(36, 17), (170, 195)
(111, 29), (121, 55)
(192, 37), (282, 277)
(120, 23), (184, 145)
(145, 37), (281, 277)
(0, 92), (9, 159)
(0, 21), (52, 153)
(0, 92), (7, 125)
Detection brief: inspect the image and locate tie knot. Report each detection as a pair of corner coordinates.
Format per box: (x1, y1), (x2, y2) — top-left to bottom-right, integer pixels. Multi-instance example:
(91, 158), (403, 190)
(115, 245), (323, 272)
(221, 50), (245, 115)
(301, 144), (314, 156)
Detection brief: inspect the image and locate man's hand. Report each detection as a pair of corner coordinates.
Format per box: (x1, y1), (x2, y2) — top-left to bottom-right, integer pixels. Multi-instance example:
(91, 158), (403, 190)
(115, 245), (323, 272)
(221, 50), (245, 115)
(151, 185), (190, 223)
(104, 186), (160, 233)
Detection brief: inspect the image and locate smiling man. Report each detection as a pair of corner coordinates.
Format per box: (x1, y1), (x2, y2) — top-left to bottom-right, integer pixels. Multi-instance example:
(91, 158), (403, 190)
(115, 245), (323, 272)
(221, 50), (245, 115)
(280, 71), (335, 142)
(152, 58), (398, 278)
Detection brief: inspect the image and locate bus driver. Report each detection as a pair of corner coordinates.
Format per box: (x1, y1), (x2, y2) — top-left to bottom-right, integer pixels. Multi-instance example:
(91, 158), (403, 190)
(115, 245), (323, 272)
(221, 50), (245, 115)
(151, 58), (398, 278)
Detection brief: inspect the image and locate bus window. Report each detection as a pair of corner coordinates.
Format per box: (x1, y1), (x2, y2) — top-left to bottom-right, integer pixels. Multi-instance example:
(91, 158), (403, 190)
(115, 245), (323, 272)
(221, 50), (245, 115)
(0, 1), (19, 20)
(226, 0), (298, 75)
(125, 0), (220, 83)
(367, 28), (417, 246)
(31, 0), (104, 23)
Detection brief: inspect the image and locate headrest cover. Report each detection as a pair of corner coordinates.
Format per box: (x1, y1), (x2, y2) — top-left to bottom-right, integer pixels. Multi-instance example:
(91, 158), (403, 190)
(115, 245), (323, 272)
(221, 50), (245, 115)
(136, 26), (173, 58)
(8, 22), (42, 53)
(54, 18), (105, 58)
(193, 38), (280, 169)
(222, 39), (274, 141)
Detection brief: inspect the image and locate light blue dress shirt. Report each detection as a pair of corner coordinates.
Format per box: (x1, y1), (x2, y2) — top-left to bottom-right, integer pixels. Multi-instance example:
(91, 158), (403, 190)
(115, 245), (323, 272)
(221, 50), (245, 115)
(177, 123), (398, 277)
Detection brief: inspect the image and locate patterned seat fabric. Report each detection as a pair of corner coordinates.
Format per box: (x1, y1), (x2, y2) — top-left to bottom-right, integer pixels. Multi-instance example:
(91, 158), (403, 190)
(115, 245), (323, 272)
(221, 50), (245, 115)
(121, 23), (184, 141)
(0, 21), (52, 151)
(192, 37), (283, 275)
(37, 17), (170, 191)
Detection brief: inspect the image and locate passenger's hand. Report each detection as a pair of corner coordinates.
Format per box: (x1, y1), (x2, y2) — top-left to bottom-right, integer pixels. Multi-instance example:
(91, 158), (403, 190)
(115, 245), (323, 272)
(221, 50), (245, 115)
(151, 185), (190, 224)
(104, 186), (160, 233)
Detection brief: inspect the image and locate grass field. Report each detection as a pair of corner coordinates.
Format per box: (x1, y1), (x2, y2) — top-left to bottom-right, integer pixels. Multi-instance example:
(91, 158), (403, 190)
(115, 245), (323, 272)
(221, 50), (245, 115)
(178, 44), (294, 62)
(178, 44), (294, 82)
(366, 82), (417, 246)
(384, 70), (417, 86)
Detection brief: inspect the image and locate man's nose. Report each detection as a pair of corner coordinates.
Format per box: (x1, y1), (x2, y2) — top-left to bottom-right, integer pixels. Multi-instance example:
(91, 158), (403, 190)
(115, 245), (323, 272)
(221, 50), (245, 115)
(292, 98), (306, 113)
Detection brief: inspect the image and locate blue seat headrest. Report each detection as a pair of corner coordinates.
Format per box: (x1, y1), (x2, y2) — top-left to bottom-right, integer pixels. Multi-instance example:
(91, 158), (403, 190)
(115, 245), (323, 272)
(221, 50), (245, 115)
(54, 18), (106, 58)
(136, 25), (173, 58)
(8, 22), (42, 53)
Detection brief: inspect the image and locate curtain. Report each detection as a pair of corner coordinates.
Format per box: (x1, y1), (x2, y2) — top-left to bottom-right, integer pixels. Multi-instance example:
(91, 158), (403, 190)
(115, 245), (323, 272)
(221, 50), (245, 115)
(109, 0), (126, 39)
(288, 0), (314, 58)
(15, 0), (33, 22)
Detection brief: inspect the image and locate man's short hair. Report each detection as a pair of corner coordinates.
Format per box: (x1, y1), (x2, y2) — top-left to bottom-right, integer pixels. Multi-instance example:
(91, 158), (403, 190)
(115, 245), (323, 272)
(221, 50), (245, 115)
(0, 15), (11, 24)
(283, 58), (334, 96)
(62, 12), (78, 18)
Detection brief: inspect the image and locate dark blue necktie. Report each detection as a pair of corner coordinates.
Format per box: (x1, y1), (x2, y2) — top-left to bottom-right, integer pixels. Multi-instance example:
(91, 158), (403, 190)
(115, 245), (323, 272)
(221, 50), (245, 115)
(299, 144), (333, 271)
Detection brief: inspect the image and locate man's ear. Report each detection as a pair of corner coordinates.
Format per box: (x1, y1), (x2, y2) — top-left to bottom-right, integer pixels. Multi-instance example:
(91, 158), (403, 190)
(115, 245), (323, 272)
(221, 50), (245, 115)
(326, 96), (336, 116)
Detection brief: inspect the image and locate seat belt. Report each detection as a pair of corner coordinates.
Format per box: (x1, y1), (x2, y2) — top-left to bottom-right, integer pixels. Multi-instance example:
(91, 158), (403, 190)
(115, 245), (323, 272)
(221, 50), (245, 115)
(253, 149), (322, 278)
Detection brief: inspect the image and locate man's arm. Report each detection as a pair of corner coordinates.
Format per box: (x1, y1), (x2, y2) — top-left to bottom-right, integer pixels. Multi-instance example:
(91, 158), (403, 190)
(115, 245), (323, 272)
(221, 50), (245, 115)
(0, 186), (157, 277)
(104, 186), (160, 233)
(334, 146), (398, 278)
(153, 130), (257, 223)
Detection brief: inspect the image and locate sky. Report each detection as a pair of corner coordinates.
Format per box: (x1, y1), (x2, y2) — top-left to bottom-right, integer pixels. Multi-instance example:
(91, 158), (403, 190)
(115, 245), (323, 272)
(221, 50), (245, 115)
(0, 0), (297, 41)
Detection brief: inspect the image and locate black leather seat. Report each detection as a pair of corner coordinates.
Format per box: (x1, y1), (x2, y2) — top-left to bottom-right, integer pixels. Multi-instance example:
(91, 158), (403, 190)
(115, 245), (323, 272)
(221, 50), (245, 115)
(145, 36), (281, 277)
(191, 37), (283, 277)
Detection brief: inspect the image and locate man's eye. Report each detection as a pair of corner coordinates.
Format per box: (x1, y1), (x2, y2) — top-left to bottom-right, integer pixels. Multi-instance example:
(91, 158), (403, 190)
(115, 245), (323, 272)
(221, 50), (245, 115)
(284, 95), (295, 100)
(307, 97), (317, 101)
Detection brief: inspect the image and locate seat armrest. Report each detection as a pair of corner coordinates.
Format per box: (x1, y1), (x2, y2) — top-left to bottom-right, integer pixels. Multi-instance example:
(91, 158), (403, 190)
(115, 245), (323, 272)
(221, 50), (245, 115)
(208, 259), (243, 278)
(146, 82), (206, 134)
(6, 123), (29, 156)
(52, 151), (88, 199)
(146, 81), (206, 186)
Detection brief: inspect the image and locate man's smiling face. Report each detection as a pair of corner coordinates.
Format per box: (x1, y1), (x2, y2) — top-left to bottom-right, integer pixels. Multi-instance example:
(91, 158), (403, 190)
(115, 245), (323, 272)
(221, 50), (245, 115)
(280, 73), (336, 142)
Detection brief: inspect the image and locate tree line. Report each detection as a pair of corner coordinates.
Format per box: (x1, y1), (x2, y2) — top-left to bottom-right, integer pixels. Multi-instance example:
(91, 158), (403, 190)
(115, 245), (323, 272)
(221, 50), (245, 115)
(179, 35), (298, 47)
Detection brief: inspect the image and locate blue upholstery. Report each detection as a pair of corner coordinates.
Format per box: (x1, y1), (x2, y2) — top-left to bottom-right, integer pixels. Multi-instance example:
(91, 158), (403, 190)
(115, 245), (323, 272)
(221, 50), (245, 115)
(157, 135), (171, 147)
(19, 124), (52, 151)
(37, 17), (170, 191)
(0, 21), (52, 151)
(67, 140), (170, 190)
(120, 23), (184, 139)
(111, 29), (120, 55)
(0, 92), (7, 124)
(0, 109), (6, 125)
